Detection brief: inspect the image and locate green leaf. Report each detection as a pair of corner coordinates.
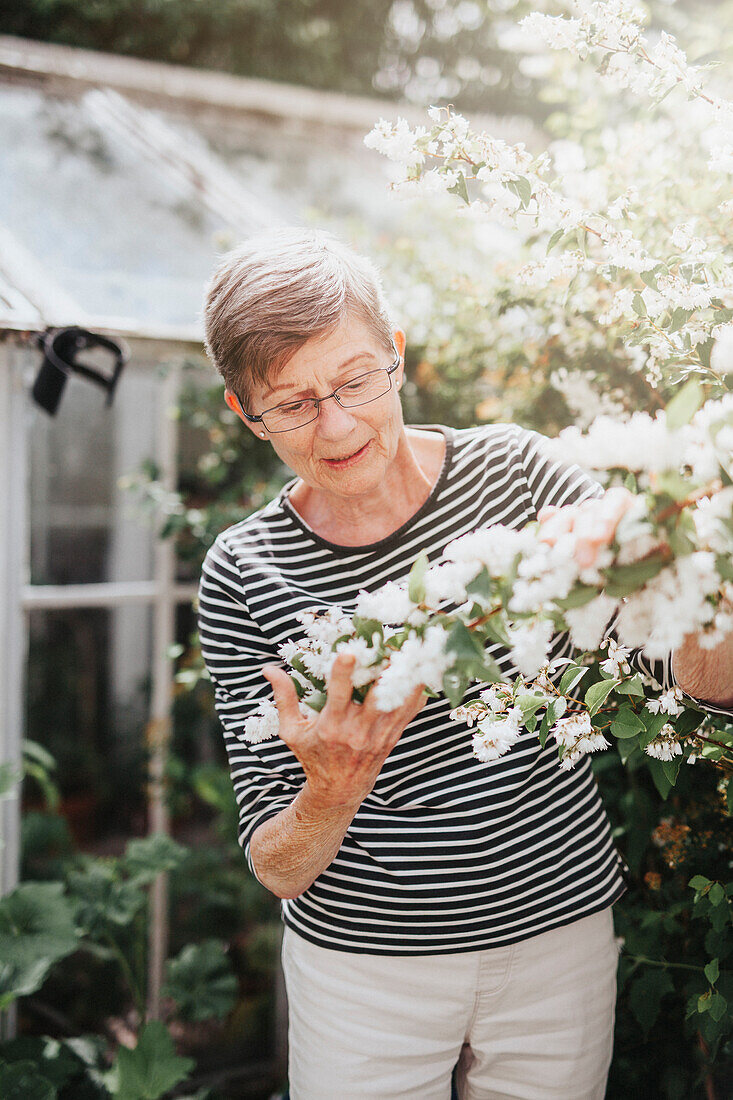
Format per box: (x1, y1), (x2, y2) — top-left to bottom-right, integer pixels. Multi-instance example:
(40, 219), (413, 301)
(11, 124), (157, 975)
(515, 693), (550, 722)
(554, 584), (598, 611)
(709, 883), (726, 906)
(604, 555), (668, 598)
(559, 665), (590, 696)
(67, 862), (146, 934)
(709, 992), (727, 1022)
(667, 307), (694, 333)
(584, 678), (620, 717)
(628, 968), (674, 1035)
(465, 567), (492, 605)
(447, 172), (470, 205)
(665, 378), (705, 430)
(689, 875), (712, 892)
(407, 551), (429, 603)
(442, 670), (470, 710)
(646, 758), (674, 800)
(661, 754), (684, 787)
(0, 883), (80, 1009)
(445, 620), (484, 663)
(163, 940), (238, 1022)
(614, 674), (645, 697)
(105, 1021), (194, 1100)
(538, 699), (563, 749)
(632, 292), (647, 318)
(610, 707), (646, 739)
(0, 1060), (56, 1100)
(547, 228), (564, 254)
(704, 958), (720, 985)
(122, 833), (188, 886)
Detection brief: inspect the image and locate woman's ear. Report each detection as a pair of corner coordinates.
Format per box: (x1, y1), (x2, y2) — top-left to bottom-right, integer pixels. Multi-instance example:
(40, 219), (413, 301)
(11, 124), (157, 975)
(225, 388), (266, 437)
(392, 328), (406, 390)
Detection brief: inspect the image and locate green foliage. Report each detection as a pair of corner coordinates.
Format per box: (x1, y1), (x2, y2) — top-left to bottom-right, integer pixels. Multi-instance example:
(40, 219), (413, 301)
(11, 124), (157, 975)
(162, 939), (238, 1022)
(0, 882), (79, 1009)
(102, 1021), (194, 1100)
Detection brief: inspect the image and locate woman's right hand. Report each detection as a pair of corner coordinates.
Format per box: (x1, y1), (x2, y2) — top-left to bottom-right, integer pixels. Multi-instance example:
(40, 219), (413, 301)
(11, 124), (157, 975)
(262, 654), (427, 811)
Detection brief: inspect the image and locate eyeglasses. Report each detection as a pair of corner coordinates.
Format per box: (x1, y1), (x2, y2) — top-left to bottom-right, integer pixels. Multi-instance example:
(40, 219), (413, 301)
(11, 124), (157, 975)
(234, 342), (401, 434)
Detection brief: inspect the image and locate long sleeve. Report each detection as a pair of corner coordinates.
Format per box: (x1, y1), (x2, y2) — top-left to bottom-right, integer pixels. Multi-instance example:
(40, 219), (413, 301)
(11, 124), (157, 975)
(513, 424), (733, 721)
(196, 533), (303, 873)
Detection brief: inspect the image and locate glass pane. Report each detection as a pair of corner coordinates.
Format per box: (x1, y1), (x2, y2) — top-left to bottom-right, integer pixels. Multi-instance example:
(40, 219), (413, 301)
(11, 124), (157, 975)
(0, 80), (403, 327)
(29, 356), (160, 585)
(23, 606), (153, 843)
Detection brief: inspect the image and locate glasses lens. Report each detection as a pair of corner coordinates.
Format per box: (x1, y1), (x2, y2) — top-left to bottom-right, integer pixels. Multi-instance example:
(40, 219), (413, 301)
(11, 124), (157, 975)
(335, 369), (391, 408)
(262, 399), (319, 433)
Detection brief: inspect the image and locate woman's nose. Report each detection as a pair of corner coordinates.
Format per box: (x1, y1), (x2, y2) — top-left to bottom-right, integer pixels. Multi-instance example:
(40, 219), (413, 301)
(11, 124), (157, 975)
(315, 395), (359, 438)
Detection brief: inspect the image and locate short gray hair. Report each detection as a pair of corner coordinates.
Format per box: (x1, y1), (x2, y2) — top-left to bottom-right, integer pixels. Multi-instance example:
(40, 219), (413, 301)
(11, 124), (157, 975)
(202, 227), (395, 410)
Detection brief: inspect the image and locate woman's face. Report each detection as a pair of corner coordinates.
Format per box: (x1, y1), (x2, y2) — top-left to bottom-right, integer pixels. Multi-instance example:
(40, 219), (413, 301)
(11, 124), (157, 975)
(225, 314), (407, 499)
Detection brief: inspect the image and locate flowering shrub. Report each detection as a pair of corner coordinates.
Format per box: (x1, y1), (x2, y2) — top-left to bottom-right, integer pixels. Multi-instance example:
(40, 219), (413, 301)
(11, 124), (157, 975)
(230, 4), (733, 1088)
(243, 388), (733, 790)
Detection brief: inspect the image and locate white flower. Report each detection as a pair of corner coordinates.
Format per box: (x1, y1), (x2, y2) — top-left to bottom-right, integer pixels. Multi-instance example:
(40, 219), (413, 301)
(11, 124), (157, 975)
(373, 625), (451, 711)
(551, 710), (593, 749)
(710, 324), (733, 377)
(600, 638), (632, 677)
(363, 118), (426, 170)
(355, 582), (417, 624)
(334, 636), (387, 689)
(551, 710), (610, 769)
(645, 686), (685, 716)
(472, 707), (524, 762)
(445, 524), (538, 577)
(242, 698), (280, 744)
(564, 593), (619, 652)
(508, 617), (555, 678)
(644, 723), (683, 761)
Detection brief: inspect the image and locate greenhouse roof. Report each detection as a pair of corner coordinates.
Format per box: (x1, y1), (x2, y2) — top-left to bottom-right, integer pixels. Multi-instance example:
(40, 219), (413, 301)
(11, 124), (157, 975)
(0, 36), (529, 340)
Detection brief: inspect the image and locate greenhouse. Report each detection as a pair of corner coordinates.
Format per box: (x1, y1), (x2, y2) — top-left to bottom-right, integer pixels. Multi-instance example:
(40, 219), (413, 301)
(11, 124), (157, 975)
(2, 7), (733, 1100)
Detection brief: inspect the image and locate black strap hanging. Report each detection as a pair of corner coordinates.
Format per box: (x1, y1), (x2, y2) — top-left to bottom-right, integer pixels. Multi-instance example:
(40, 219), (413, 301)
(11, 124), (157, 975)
(32, 326), (129, 416)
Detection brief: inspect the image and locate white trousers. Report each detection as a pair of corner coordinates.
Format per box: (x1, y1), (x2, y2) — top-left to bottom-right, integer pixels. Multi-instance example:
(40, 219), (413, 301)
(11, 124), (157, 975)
(281, 907), (619, 1100)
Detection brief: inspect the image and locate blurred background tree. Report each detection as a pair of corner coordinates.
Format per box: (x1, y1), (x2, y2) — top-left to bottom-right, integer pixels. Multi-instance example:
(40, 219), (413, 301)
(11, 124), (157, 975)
(3, 0), (731, 122)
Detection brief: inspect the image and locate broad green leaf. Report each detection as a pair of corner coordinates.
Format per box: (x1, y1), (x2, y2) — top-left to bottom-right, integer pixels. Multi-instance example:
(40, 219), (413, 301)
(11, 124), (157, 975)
(584, 678), (620, 717)
(559, 665), (590, 696)
(445, 620), (484, 663)
(162, 940), (238, 1022)
(0, 883), (80, 1008)
(0, 1060), (56, 1100)
(515, 693), (550, 722)
(709, 883), (726, 906)
(646, 758), (673, 800)
(554, 584), (598, 611)
(632, 292), (647, 318)
(665, 378), (704, 430)
(0, 1036), (87, 1091)
(122, 833), (188, 886)
(105, 1021), (194, 1100)
(447, 172), (470, 205)
(407, 551), (429, 603)
(709, 992), (728, 1022)
(688, 875), (711, 892)
(614, 674), (646, 697)
(610, 707), (646, 739)
(628, 968), (674, 1035)
(465, 567), (491, 605)
(604, 556), (668, 598)
(705, 958), (720, 985)
(546, 228), (564, 254)
(661, 754), (684, 787)
(66, 862), (145, 933)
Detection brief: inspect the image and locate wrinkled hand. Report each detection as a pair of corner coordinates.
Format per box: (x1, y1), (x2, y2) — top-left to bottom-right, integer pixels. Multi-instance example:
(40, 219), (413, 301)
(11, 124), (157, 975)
(262, 654), (428, 810)
(538, 486), (638, 570)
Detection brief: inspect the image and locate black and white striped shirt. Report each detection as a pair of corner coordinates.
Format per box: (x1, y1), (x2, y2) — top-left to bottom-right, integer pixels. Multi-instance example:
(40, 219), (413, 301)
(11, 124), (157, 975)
(196, 422), (733, 955)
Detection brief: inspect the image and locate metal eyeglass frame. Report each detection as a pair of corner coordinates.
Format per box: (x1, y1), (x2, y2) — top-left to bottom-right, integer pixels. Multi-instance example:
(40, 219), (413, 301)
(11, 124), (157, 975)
(232, 340), (402, 433)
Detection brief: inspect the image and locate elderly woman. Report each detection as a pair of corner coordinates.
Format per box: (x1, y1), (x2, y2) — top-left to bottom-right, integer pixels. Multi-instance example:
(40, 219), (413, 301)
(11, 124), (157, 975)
(196, 227), (733, 1100)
